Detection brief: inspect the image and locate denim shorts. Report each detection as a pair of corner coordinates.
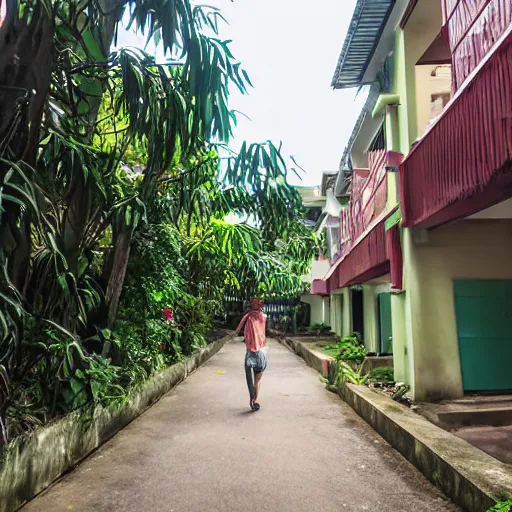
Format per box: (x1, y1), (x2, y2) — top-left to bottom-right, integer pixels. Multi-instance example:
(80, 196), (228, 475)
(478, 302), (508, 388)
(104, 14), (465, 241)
(245, 349), (267, 373)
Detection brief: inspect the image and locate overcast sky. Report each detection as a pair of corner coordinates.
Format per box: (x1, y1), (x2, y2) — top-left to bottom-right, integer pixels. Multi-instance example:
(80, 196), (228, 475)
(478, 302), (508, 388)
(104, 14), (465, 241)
(118, 0), (363, 187)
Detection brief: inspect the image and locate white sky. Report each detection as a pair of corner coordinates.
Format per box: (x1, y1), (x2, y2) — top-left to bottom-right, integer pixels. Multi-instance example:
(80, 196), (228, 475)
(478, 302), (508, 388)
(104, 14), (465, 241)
(117, 0), (363, 187)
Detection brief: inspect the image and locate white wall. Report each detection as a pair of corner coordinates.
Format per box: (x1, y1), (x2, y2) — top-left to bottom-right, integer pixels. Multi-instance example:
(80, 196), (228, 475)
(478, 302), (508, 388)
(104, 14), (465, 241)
(301, 294), (330, 326)
(311, 259), (330, 280)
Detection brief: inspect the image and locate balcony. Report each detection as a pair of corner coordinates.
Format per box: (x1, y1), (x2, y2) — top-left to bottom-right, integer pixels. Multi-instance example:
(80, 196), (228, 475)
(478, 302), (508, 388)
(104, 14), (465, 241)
(400, 30), (512, 228)
(443, 0), (512, 90)
(312, 151), (402, 294)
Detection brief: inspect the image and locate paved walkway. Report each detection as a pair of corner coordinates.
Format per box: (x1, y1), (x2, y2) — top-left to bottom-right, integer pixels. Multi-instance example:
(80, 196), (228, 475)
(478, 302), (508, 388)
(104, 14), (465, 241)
(24, 340), (459, 512)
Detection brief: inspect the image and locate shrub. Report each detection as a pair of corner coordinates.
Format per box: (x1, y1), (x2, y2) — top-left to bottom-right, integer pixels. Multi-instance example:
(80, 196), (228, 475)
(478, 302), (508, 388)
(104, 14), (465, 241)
(323, 335), (367, 364)
(368, 366), (394, 385)
(488, 501), (512, 511)
(335, 361), (368, 385)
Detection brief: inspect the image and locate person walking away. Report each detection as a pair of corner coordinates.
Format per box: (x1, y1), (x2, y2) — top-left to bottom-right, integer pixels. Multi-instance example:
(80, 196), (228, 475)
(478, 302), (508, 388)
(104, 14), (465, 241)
(235, 297), (267, 411)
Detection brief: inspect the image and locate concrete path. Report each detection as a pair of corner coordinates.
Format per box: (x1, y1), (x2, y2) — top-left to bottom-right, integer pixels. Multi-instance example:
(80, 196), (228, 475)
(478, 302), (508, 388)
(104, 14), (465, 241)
(24, 340), (459, 512)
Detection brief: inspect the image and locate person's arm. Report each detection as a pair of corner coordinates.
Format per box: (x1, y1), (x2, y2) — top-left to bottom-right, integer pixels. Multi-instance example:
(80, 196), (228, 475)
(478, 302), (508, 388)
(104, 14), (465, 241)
(235, 313), (248, 336)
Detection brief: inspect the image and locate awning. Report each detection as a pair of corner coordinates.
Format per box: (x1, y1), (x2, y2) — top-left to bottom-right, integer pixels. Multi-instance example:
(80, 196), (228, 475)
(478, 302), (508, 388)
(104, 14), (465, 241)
(331, 0), (396, 89)
(400, 28), (512, 228)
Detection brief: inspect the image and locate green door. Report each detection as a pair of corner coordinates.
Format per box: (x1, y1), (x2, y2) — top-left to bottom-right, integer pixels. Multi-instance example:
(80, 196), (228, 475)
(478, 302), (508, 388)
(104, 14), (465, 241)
(454, 280), (512, 392)
(378, 293), (393, 354)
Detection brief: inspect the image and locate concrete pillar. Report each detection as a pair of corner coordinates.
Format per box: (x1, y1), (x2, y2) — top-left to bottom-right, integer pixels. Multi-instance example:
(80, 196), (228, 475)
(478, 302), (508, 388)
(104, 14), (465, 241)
(329, 293), (342, 336)
(322, 296), (331, 326)
(341, 288), (352, 338)
(329, 294), (336, 335)
(402, 228), (464, 401)
(391, 292), (408, 384)
(362, 285), (379, 353)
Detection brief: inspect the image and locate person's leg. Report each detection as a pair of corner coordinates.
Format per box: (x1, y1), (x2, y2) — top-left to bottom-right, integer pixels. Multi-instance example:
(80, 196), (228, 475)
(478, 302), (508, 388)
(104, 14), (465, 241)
(253, 349), (267, 405)
(245, 364), (256, 403)
(254, 371), (263, 403)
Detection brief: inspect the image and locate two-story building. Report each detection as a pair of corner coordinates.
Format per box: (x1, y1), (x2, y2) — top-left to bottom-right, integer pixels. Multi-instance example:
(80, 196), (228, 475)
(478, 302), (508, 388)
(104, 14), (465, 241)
(313, 0), (512, 401)
(297, 178), (334, 327)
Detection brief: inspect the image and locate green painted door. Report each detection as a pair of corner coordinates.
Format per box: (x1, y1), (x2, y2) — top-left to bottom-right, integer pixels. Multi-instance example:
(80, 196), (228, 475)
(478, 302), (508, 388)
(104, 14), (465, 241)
(378, 293), (393, 354)
(454, 280), (512, 392)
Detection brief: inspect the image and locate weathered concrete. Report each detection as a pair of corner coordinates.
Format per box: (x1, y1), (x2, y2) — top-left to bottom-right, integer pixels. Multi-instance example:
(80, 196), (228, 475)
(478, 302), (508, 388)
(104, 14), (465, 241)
(23, 340), (457, 512)
(278, 334), (512, 511)
(455, 425), (512, 465)
(0, 337), (228, 512)
(279, 336), (337, 382)
(338, 383), (512, 512)
(420, 395), (512, 430)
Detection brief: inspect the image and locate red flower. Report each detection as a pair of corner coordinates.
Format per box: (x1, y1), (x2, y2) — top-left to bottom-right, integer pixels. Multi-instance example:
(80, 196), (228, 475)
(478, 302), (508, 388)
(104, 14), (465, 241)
(163, 309), (173, 321)
(158, 344), (165, 351)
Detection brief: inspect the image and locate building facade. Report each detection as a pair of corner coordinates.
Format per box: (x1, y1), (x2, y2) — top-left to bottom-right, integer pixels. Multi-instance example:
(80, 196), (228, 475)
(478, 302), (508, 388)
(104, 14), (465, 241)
(312, 0), (512, 401)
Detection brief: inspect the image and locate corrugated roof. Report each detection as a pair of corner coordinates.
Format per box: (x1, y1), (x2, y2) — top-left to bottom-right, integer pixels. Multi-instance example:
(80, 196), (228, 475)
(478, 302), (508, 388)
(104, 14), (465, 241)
(331, 0), (396, 89)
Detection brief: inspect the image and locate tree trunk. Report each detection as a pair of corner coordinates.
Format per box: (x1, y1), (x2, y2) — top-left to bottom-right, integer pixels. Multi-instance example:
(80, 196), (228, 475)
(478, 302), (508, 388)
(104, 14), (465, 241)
(105, 229), (132, 329)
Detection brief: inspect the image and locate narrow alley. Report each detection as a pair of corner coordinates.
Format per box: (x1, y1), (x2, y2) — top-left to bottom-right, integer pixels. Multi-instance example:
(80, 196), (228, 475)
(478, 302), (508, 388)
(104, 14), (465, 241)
(24, 340), (458, 512)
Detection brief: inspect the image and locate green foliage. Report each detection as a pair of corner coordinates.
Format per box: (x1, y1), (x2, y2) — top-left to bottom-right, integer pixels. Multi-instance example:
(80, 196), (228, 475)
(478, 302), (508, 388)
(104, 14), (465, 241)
(323, 335), (367, 364)
(0, 0), (318, 442)
(121, 222), (210, 357)
(329, 341), (392, 390)
(335, 361), (368, 386)
(367, 367), (395, 386)
(488, 500), (512, 511)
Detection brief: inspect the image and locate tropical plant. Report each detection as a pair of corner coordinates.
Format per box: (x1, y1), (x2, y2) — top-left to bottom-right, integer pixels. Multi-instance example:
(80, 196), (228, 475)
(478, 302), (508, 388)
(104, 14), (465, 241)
(325, 335), (367, 364)
(367, 366), (394, 386)
(488, 500), (512, 511)
(0, 0), (318, 441)
(335, 361), (368, 386)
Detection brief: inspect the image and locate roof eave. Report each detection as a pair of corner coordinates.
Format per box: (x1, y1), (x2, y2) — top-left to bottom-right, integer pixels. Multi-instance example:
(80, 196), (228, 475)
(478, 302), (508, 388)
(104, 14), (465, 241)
(331, 0), (396, 90)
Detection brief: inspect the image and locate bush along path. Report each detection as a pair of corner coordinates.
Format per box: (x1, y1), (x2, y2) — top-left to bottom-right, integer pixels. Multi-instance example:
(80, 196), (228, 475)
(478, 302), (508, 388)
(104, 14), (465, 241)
(319, 335), (410, 405)
(0, 0), (322, 443)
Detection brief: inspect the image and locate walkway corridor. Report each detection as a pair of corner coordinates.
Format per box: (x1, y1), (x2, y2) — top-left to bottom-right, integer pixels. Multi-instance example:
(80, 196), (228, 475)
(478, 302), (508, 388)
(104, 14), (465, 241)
(24, 340), (459, 512)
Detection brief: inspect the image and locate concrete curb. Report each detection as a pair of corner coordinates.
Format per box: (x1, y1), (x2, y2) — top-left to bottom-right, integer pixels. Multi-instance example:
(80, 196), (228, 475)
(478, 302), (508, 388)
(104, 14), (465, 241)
(277, 336), (337, 382)
(0, 336), (229, 512)
(277, 336), (512, 512)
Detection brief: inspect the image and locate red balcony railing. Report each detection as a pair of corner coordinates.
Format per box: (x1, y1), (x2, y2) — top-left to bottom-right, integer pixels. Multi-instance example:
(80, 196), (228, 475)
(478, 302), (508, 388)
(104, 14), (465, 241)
(312, 151), (401, 294)
(443, 0), (512, 90)
(400, 31), (512, 228)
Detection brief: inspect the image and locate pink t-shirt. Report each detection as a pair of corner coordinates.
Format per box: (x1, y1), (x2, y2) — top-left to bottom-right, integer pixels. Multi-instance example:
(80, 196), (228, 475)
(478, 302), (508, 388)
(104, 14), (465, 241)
(236, 310), (267, 352)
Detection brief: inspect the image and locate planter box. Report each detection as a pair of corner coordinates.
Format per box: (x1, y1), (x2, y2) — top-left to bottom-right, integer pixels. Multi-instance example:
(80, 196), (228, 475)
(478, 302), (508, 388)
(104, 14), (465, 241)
(0, 336), (229, 512)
